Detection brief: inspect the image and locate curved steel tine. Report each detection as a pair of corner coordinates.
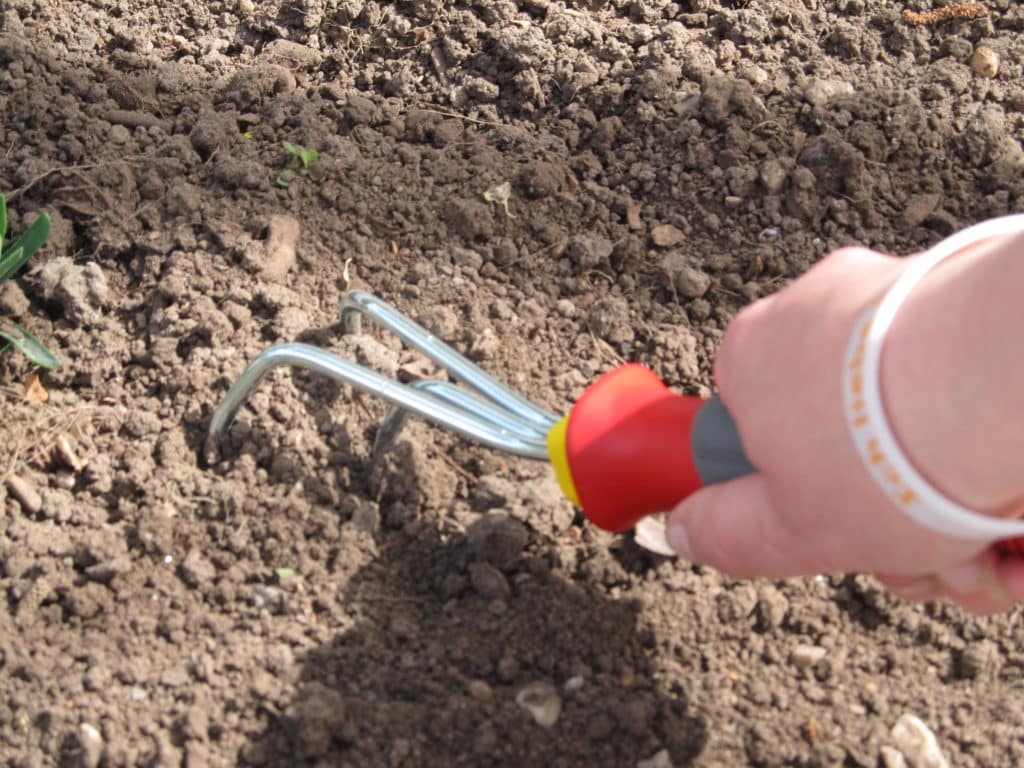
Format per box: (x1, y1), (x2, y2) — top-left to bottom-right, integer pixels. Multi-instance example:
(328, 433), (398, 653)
(340, 291), (559, 431)
(373, 379), (550, 460)
(209, 343), (550, 460)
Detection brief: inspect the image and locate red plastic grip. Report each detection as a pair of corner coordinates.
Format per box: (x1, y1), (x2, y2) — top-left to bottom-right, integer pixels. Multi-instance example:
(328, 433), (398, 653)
(564, 364), (704, 533)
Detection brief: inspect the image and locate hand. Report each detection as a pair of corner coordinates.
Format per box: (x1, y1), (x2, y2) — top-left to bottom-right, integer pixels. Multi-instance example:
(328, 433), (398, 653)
(666, 237), (1024, 615)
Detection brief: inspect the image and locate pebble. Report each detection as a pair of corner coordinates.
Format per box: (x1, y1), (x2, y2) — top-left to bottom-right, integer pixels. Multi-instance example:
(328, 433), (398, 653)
(890, 714), (949, 768)
(160, 667), (190, 688)
(637, 749), (674, 768)
(958, 639), (999, 679)
(756, 584), (789, 629)
(261, 39), (323, 70)
(5, 474), (42, 514)
(468, 679), (494, 704)
(261, 214), (300, 282)
(108, 123), (132, 144)
(716, 584), (758, 622)
(516, 682), (562, 728)
(74, 723), (104, 768)
(651, 224), (686, 247)
(970, 47), (999, 78)
(564, 675), (584, 692)
(790, 644), (827, 670)
(662, 252), (711, 299)
(179, 549), (216, 587)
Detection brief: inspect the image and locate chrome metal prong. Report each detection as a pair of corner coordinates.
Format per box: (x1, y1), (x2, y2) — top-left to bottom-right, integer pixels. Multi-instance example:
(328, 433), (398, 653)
(340, 291), (559, 432)
(209, 343), (550, 460)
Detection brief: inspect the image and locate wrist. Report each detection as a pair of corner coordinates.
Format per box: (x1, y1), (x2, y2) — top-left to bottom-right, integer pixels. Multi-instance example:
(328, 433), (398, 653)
(881, 231), (1024, 515)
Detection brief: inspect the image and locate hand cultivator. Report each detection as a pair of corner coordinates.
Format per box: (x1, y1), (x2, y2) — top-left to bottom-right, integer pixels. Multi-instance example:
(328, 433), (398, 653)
(210, 290), (1024, 557)
(209, 291), (754, 536)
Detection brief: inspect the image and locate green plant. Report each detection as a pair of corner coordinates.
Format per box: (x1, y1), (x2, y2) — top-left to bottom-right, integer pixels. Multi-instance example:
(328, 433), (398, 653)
(0, 195), (58, 369)
(276, 140), (319, 188)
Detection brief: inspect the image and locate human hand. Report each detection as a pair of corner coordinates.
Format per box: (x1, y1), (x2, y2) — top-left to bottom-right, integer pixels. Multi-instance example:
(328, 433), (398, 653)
(666, 236), (1024, 615)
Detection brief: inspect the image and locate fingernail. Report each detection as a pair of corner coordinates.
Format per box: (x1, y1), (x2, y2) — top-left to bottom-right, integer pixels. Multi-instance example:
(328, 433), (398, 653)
(666, 518), (694, 561)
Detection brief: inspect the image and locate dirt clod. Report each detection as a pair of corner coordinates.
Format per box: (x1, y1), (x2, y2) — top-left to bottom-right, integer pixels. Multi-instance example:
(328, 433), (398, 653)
(467, 512), (529, 568)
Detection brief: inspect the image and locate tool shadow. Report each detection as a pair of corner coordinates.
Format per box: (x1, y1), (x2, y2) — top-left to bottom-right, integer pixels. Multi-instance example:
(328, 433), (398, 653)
(241, 519), (709, 767)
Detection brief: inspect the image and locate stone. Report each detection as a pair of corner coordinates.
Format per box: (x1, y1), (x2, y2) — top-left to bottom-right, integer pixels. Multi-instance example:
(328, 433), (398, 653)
(790, 645), (827, 670)
(261, 214), (300, 282)
(516, 682), (561, 728)
(890, 714), (949, 768)
(662, 252), (711, 298)
(970, 47), (999, 78)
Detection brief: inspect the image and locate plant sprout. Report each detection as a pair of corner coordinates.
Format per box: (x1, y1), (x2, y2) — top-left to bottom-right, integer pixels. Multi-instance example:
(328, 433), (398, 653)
(277, 141), (319, 188)
(0, 195), (58, 369)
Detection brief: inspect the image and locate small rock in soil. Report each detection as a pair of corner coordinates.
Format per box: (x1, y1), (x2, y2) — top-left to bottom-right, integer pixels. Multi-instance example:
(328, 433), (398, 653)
(790, 645), (827, 670)
(756, 584), (789, 629)
(261, 39), (323, 70)
(899, 193), (941, 230)
(261, 214), (300, 282)
(516, 681), (562, 729)
(637, 749), (674, 768)
(890, 714), (949, 768)
(467, 512), (528, 568)
(717, 584), (759, 622)
(651, 224), (685, 247)
(662, 252), (711, 299)
(37, 258), (108, 327)
(970, 47), (999, 78)
(567, 233), (613, 269)
(587, 295), (634, 345)
(469, 561), (511, 600)
(468, 679), (494, 704)
(70, 722), (104, 768)
(5, 474), (42, 514)
(957, 639), (999, 679)
(179, 549), (216, 588)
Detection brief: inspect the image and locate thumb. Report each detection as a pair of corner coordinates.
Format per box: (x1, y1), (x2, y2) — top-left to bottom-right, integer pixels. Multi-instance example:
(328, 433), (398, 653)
(666, 474), (830, 579)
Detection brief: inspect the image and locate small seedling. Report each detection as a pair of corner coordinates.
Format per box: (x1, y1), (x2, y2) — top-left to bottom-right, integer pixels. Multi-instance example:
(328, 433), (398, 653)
(277, 140), (319, 188)
(0, 195), (58, 369)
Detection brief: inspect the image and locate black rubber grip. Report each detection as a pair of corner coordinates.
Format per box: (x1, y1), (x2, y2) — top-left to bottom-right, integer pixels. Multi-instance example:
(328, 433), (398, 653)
(691, 395), (757, 486)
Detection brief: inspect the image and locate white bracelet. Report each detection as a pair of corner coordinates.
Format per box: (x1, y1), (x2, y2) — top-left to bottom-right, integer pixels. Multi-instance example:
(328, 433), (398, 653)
(843, 214), (1024, 542)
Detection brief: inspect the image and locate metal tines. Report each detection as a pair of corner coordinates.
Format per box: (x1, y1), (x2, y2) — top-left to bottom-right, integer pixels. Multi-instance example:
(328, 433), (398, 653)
(209, 291), (558, 460)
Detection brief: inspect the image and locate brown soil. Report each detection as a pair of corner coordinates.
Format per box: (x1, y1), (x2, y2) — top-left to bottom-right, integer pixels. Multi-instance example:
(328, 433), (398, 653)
(2, 1), (1023, 766)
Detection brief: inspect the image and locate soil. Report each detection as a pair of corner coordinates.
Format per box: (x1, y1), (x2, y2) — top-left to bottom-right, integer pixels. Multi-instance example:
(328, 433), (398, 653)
(1, 0), (1023, 766)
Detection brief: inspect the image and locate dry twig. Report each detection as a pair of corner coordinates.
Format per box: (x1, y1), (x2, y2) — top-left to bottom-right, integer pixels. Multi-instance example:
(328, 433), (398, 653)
(901, 3), (987, 26)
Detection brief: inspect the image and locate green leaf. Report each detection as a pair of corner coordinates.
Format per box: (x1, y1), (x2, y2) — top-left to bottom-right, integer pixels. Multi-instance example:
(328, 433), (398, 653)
(0, 321), (59, 368)
(275, 567), (297, 579)
(299, 148), (318, 169)
(0, 194), (7, 254)
(281, 140), (298, 157)
(0, 213), (51, 282)
(0, 246), (24, 284)
(276, 171), (294, 188)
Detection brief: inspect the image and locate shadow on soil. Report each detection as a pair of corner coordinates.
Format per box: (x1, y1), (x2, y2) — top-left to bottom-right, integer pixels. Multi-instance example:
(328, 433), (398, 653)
(242, 520), (709, 767)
